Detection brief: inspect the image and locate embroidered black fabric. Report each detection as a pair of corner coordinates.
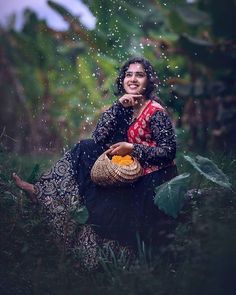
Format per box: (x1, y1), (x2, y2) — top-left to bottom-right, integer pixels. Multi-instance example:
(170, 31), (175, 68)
(34, 98), (178, 271)
(92, 100), (176, 166)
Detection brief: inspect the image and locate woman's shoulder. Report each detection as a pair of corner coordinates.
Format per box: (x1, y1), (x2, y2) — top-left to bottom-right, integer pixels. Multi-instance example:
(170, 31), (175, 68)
(144, 99), (165, 118)
(150, 100), (165, 111)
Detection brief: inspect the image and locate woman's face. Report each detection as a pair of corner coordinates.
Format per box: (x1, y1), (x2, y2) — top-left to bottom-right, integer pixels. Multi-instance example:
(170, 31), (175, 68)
(123, 63), (148, 95)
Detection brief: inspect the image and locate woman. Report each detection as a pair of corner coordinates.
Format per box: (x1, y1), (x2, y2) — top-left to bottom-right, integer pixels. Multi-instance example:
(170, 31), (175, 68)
(13, 57), (177, 270)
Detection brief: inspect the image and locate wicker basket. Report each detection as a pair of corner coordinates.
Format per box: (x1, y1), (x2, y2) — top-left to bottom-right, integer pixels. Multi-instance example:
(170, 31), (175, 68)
(90, 151), (143, 186)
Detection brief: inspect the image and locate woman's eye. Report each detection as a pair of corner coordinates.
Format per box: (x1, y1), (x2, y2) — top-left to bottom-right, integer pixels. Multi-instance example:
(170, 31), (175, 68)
(125, 72), (145, 78)
(137, 73), (145, 77)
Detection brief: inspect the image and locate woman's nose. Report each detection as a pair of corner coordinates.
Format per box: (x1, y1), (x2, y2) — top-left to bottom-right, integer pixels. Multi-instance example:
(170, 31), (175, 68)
(130, 74), (137, 81)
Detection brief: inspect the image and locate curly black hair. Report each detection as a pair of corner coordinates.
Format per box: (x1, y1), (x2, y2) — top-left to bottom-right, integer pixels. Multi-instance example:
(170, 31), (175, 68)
(114, 57), (159, 100)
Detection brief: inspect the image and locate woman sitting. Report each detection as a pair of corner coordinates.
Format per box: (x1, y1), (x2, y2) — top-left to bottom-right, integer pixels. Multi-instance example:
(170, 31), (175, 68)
(13, 57), (177, 271)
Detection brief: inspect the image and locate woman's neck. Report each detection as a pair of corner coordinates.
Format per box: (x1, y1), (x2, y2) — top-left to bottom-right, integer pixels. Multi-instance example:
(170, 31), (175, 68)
(132, 98), (150, 120)
(133, 96), (147, 110)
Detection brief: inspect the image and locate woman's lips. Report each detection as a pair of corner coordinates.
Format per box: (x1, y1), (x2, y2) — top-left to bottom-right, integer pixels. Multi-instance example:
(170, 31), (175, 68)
(128, 84), (139, 89)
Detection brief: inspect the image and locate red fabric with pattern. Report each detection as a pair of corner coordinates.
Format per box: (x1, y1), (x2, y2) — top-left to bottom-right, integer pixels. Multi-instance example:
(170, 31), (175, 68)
(128, 100), (171, 175)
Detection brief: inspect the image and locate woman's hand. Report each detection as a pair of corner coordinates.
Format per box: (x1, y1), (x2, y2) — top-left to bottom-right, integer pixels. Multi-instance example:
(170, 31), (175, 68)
(109, 142), (134, 156)
(119, 94), (143, 108)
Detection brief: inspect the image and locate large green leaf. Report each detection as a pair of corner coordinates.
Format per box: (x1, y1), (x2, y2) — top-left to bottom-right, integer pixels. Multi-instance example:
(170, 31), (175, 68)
(184, 155), (231, 189)
(154, 173), (190, 218)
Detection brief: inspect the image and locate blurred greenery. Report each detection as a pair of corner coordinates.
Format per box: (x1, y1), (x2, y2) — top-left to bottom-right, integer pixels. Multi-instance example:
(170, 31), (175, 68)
(0, 0), (236, 294)
(0, 0), (235, 153)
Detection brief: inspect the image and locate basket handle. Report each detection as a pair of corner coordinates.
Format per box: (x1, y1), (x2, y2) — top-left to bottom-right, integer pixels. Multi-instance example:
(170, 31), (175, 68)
(104, 148), (113, 155)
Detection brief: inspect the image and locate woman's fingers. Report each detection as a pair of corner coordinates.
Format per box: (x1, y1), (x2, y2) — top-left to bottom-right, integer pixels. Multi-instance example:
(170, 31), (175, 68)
(110, 142), (122, 149)
(109, 142), (133, 156)
(109, 142), (124, 155)
(109, 147), (120, 155)
(129, 95), (142, 105)
(119, 94), (143, 107)
(108, 143), (122, 155)
(133, 94), (143, 98)
(106, 148), (114, 154)
(124, 97), (133, 106)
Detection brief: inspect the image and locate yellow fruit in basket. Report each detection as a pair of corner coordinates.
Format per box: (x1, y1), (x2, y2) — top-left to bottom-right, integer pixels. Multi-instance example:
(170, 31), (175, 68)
(111, 155), (134, 166)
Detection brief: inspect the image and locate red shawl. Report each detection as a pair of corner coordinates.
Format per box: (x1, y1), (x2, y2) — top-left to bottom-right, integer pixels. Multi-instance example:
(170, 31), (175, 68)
(128, 100), (173, 175)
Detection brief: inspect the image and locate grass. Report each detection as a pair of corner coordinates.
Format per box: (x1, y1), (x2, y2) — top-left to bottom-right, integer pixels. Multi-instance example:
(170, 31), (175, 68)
(0, 145), (236, 295)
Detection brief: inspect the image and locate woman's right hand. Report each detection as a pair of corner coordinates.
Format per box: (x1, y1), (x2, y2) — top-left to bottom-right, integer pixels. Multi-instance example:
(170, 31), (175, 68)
(108, 142), (134, 156)
(119, 94), (143, 108)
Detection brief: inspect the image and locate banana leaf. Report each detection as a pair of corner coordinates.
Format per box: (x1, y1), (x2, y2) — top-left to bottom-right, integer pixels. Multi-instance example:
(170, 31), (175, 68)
(154, 173), (190, 218)
(184, 155), (231, 189)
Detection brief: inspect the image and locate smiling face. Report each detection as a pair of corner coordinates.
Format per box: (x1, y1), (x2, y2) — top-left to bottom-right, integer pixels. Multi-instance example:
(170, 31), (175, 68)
(123, 63), (148, 95)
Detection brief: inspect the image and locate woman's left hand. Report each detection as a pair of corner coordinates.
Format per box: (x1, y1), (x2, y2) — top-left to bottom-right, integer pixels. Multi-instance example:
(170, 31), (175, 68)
(109, 142), (134, 156)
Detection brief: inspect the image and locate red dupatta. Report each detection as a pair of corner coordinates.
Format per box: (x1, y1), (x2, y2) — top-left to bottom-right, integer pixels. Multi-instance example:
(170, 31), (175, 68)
(128, 100), (173, 175)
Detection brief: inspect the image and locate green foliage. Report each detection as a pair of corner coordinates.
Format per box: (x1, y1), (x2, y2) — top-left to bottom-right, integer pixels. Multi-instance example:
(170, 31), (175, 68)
(1, 145), (236, 294)
(174, 5), (211, 26)
(154, 173), (190, 218)
(154, 153), (232, 219)
(1, 0), (235, 152)
(70, 205), (89, 225)
(48, 0), (74, 18)
(184, 154), (232, 189)
(26, 164), (40, 183)
(1, 0), (236, 292)
(199, 0), (236, 39)
(178, 34), (235, 70)
(169, 4), (211, 36)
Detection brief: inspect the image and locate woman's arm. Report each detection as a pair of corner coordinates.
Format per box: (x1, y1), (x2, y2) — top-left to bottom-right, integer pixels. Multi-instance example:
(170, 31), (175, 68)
(131, 110), (176, 166)
(92, 101), (132, 147)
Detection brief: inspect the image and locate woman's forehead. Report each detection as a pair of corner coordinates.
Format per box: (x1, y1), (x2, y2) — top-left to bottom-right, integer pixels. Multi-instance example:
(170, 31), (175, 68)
(126, 63), (145, 72)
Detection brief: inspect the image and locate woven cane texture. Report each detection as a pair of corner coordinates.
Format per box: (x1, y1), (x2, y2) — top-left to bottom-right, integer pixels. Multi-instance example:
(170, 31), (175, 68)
(90, 152), (143, 186)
